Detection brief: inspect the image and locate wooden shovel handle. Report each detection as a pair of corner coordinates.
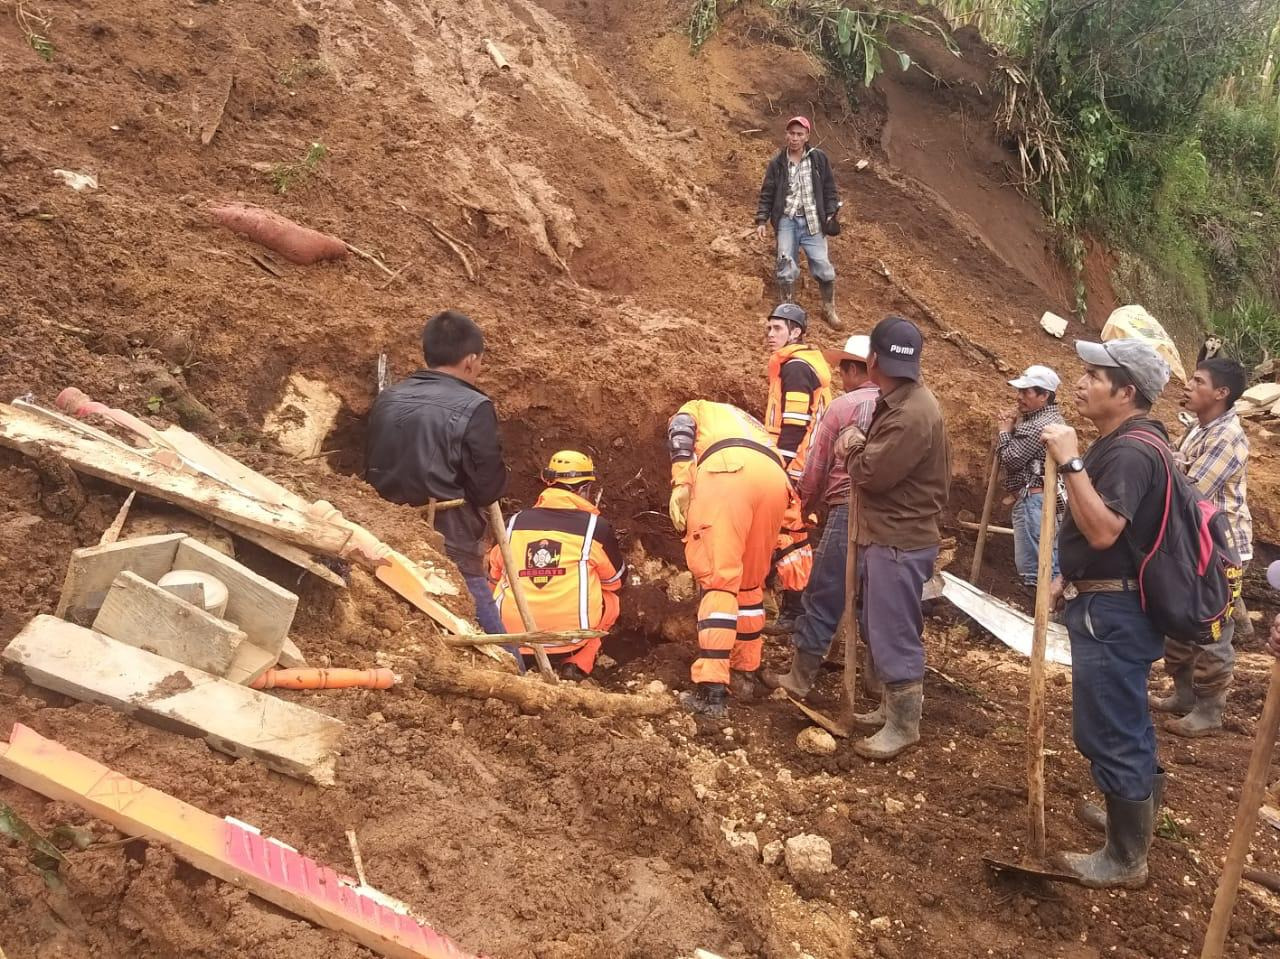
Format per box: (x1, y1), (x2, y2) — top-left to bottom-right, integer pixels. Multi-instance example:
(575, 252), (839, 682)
(1026, 457), (1056, 861)
(969, 446), (1003, 583)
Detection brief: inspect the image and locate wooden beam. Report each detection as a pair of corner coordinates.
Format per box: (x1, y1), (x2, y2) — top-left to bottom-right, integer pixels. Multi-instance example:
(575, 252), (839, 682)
(3, 616), (343, 785)
(213, 519), (348, 588)
(174, 537), (296, 658)
(0, 403), (353, 556)
(0, 723), (485, 959)
(92, 571), (246, 675)
(442, 629), (603, 647)
(55, 533), (186, 624)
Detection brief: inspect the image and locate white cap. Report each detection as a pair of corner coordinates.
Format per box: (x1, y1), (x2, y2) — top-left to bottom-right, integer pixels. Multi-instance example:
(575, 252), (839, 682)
(1008, 364), (1060, 393)
(823, 334), (871, 367)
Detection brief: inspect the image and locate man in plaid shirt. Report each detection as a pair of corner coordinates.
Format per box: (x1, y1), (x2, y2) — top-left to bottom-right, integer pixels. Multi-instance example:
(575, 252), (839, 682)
(1151, 357), (1252, 737)
(996, 365), (1066, 591)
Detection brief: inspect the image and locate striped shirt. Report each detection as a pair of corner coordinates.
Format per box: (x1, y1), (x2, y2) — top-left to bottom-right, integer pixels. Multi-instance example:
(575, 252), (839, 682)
(1178, 408), (1253, 561)
(998, 403), (1067, 508)
(798, 383), (879, 510)
(783, 151), (821, 237)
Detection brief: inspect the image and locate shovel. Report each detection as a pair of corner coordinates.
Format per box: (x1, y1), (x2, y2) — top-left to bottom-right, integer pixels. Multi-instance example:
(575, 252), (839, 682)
(487, 501), (558, 683)
(789, 487), (861, 738)
(969, 444), (1003, 584)
(982, 460), (1076, 881)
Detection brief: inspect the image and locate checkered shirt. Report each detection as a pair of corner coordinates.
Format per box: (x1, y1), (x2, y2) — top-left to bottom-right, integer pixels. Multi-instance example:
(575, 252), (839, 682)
(783, 152), (821, 237)
(1178, 408), (1253, 561)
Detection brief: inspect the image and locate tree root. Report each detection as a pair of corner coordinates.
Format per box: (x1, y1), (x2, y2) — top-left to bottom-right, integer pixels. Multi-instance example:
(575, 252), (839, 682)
(416, 659), (671, 717)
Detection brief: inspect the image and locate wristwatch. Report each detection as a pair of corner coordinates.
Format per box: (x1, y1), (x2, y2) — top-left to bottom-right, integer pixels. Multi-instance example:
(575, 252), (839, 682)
(1059, 457), (1085, 474)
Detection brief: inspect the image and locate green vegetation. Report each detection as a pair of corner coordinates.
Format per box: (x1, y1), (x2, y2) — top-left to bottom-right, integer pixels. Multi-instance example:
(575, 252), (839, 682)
(14, 2), (54, 61)
(278, 57), (327, 87)
(270, 141), (328, 195)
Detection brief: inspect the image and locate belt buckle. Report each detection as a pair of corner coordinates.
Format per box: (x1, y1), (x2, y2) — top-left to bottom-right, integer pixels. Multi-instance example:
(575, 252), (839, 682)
(1063, 583), (1079, 601)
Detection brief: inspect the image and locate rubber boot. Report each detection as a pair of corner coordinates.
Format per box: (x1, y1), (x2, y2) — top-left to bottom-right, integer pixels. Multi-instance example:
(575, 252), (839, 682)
(852, 681), (921, 760)
(1233, 596), (1255, 639)
(1165, 688), (1227, 738)
(1056, 792), (1154, 889)
(818, 280), (843, 330)
(1149, 667), (1194, 714)
(777, 278), (795, 304)
(1077, 767), (1164, 833)
(728, 668), (763, 701)
(763, 590), (804, 636)
(679, 682), (728, 720)
(559, 663), (589, 682)
(852, 690), (886, 728)
(760, 650), (824, 699)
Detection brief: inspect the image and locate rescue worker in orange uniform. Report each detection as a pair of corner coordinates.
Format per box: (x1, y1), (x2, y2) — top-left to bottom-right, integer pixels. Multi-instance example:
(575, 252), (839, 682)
(668, 401), (793, 718)
(763, 302), (832, 634)
(487, 451), (625, 681)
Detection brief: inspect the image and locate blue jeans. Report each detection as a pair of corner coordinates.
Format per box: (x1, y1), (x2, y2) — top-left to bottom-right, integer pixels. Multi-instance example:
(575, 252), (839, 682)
(792, 505), (848, 659)
(859, 543), (938, 684)
(1011, 489), (1060, 586)
(464, 573), (506, 635)
(1065, 592), (1165, 802)
(776, 215), (835, 284)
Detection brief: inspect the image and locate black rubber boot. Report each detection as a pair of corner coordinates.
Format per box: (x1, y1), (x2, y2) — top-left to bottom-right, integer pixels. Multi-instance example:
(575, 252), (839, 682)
(728, 668), (763, 700)
(763, 590), (804, 636)
(760, 650), (824, 699)
(1165, 688), (1227, 738)
(1149, 667), (1194, 714)
(1056, 792), (1154, 889)
(558, 663), (589, 682)
(818, 279), (842, 329)
(1077, 767), (1165, 833)
(679, 682), (728, 719)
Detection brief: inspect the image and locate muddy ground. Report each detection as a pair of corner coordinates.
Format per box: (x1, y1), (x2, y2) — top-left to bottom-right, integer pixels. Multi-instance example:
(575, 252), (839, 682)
(3, 0), (1280, 957)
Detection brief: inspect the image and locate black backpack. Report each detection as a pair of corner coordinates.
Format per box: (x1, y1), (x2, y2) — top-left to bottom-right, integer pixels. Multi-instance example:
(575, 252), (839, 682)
(1124, 430), (1242, 645)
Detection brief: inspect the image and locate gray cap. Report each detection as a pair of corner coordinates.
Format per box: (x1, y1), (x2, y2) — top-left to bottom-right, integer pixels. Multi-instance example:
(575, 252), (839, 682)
(1075, 338), (1171, 402)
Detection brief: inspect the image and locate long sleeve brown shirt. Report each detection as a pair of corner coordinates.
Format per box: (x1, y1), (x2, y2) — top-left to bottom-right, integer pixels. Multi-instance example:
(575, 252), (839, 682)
(847, 380), (951, 550)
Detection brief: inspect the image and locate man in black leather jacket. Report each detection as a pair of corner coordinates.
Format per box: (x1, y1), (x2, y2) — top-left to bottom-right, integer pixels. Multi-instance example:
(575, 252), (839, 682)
(366, 310), (509, 633)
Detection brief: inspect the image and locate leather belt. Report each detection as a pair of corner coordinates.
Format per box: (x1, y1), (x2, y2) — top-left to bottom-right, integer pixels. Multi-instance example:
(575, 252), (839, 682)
(1071, 578), (1139, 594)
(701, 437), (786, 471)
(1025, 486), (1044, 494)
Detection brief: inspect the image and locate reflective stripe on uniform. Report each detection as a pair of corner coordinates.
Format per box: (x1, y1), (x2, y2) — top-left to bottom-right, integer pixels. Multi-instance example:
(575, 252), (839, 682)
(577, 512), (598, 629)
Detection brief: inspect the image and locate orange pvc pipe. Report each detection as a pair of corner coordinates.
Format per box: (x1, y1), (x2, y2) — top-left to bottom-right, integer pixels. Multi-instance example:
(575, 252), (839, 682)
(250, 668), (397, 691)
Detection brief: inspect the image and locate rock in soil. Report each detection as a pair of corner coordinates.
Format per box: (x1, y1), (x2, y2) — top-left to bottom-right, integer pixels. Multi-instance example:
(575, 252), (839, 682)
(784, 833), (835, 878)
(796, 726), (837, 756)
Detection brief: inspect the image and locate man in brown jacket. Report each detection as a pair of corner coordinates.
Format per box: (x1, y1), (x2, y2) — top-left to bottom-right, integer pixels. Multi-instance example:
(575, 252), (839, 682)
(836, 315), (951, 759)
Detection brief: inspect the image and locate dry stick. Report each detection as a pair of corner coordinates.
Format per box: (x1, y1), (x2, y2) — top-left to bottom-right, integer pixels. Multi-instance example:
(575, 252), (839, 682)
(424, 220), (476, 281)
(1026, 457), (1057, 863)
(840, 488), (862, 727)
(487, 502), (557, 682)
(1201, 656), (1280, 959)
(98, 490), (136, 546)
(970, 446), (1004, 582)
(344, 243), (396, 278)
(1242, 867), (1280, 895)
(424, 497), (466, 527)
(345, 829), (367, 887)
(443, 629), (604, 648)
(376, 258), (415, 291)
(958, 519), (1015, 537)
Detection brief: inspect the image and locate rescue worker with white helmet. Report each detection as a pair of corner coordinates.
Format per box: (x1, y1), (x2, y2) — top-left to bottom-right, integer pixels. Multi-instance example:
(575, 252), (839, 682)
(487, 450), (625, 681)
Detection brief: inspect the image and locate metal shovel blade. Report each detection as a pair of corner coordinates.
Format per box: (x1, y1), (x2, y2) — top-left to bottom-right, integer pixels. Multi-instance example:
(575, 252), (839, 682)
(788, 695), (854, 739)
(982, 853), (1078, 884)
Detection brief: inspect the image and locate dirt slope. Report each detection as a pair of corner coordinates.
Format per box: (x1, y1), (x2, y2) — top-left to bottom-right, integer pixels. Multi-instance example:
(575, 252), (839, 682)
(3, 1), (1280, 958)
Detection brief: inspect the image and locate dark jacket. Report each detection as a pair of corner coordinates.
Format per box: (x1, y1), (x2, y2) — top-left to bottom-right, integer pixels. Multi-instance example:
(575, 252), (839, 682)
(755, 146), (839, 232)
(365, 370), (508, 575)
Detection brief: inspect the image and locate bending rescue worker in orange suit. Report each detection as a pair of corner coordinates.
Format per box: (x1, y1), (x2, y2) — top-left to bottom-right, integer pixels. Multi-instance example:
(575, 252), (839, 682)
(667, 400), (793, 718)
(487, 451), (626, 681)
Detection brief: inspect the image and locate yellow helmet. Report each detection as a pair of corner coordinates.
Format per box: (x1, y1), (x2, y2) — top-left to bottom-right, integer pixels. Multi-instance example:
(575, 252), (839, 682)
(541, 450), (596, 486)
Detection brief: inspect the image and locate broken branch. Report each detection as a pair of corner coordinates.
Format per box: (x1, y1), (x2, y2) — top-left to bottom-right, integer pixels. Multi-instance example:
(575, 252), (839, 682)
(345, 243), (397, 278)
(417, 660), (669, 717)
(442, 629), (604, 648)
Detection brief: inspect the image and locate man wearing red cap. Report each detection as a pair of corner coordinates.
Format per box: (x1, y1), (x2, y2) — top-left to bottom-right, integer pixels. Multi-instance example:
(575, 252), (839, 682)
(755, 116), (843, 329)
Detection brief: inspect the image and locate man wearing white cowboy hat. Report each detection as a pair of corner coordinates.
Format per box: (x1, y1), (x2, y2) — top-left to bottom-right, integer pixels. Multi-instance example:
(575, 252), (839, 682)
(996, 364), (1067, 592)
(762, 333), (879, 697)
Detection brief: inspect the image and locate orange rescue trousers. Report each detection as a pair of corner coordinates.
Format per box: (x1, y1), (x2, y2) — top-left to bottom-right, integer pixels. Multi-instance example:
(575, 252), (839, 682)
(683, 454), (791, 686)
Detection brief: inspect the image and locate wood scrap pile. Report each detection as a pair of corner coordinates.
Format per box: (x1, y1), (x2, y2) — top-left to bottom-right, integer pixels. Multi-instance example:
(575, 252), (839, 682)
(1234, 383), (1280, 427)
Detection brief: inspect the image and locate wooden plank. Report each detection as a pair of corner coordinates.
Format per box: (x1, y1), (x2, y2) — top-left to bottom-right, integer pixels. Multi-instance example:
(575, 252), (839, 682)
(375, 550), (472, 635)
(214, 519), (348, 588)
(55, 532), (185, 624)
(0, 403), (353, 556)
(174, 537), (297, 658)
(3, 616), (343, 785)
(222, 644), (277, 686)
(92, 572), (245, 675)
(0, 724), (485, 959)
(278, 638), (308, 669)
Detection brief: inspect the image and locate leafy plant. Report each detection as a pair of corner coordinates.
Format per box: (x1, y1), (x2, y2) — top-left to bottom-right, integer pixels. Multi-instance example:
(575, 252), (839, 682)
(14, 1), (54, 61)
(269, 141), (328, 194)
(145, 395), (165, 413)
(1154, 810), (1191, 843)
(278, 57), (327, 87)
(1210, 296), (1280, 375)
(690, 0), (736, 53)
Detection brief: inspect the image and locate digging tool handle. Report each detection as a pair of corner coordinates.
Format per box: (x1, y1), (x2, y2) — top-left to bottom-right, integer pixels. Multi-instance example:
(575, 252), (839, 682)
(487, 502), (558, 682)
(843, 488), (861, 713)
(1201, 656), (1280, 958)
(1026, 457), (1056, 862)
(970, 446), (1002, 583)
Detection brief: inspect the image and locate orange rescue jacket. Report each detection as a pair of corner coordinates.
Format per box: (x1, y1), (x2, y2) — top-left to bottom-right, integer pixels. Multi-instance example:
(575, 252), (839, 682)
(764, 344), (832, 483)
(667, 400), (782, 490)
(487, 487), (625, 635)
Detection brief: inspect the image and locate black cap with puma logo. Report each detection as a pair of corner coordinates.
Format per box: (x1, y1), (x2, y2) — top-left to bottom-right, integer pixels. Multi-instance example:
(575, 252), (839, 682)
(869, 315), (923, 381)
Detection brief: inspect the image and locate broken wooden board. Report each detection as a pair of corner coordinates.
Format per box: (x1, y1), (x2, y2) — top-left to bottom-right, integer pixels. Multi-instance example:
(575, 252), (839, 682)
(278, 638), (308, 669)
(222, 643), (278, 686)
(93, 571), (246, 675)
(174, 537), (296, 659)
(3, 616), (342, 785)
(939, 572), (1072, 666)
(0, 723), (486, 959)
(377, 550), (471, 634)
(55, 532), (186, 625)
(262, 374), (342, 460)
(0, 403), (353, 556)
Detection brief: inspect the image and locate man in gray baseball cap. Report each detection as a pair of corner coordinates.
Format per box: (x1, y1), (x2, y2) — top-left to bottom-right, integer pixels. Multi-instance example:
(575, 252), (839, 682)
(1039, 336), (1171, 888)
